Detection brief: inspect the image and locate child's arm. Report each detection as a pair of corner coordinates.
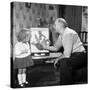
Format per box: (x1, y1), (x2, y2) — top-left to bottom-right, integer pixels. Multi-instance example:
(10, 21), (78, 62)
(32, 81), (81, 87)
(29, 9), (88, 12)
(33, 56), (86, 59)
(15, 49), (28, 56)
(20, 49), (28, 54)
(14, 43), (28, 56)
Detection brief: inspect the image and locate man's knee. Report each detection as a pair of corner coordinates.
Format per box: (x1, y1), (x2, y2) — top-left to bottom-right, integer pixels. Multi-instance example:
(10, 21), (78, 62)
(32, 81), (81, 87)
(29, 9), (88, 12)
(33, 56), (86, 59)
(56, 58), (70, 69)
(60, 58), (70, 67)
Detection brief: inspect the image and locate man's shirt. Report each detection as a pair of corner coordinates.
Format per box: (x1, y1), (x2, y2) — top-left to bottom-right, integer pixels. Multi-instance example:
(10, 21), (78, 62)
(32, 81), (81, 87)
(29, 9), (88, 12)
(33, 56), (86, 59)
(54, 27), (85, 57)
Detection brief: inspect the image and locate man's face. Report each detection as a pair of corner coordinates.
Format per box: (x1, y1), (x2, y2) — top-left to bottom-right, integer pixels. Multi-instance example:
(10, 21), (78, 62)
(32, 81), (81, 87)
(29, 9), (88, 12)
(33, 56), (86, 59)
(53, 21), (62, 33)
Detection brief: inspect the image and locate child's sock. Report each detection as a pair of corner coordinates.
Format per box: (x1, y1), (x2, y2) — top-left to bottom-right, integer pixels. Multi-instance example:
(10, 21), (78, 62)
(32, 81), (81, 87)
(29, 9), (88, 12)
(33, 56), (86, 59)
(22, 73), (27, 83)
(18, 74), (23, 85)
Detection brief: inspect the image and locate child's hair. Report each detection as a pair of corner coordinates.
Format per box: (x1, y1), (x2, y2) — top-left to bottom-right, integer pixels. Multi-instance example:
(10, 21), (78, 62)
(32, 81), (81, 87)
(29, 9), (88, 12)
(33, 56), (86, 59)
(17, 29), (30, 42)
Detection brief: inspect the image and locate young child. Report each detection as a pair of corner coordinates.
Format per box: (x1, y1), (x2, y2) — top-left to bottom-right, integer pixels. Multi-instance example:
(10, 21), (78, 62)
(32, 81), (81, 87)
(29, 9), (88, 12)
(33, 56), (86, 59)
(13, 29), (34, 87)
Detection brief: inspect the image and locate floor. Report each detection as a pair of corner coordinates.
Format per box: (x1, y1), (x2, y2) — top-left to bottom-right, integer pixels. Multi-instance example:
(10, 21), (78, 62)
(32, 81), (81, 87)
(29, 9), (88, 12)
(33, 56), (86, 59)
(12, 63), (60, 88)
(11, 60), (87, 88)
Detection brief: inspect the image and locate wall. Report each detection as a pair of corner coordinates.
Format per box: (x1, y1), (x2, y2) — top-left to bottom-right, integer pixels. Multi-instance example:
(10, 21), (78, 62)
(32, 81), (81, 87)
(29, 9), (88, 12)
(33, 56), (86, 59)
(12, 2), (58, 45)
(12, 2), (88, 46)
(58, 5), (88, 32)
(64, 5), (82, 32)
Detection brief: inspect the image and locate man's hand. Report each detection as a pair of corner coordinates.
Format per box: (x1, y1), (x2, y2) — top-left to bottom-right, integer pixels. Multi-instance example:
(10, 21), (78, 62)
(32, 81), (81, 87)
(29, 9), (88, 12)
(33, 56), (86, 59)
(54, 54), (65, 68)
(35, 43), (44, 50)
(41, 39), (50, 50)
(54, 58), (60, 68)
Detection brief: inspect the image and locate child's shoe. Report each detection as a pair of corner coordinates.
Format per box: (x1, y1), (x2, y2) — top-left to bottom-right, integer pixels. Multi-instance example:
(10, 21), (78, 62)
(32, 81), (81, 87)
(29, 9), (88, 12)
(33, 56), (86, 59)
(24, 81), (29, 84)
(24, 81), (30, 87)
(18, 83), (25, 88)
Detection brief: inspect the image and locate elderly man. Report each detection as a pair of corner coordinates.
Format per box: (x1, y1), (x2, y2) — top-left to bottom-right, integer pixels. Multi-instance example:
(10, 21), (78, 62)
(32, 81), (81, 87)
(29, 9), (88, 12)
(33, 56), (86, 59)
(41, 18), (86, 85)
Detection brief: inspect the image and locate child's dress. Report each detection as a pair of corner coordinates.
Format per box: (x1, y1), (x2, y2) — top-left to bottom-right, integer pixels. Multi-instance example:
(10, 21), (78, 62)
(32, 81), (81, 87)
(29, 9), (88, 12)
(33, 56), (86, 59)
(13, 42), (34, 69)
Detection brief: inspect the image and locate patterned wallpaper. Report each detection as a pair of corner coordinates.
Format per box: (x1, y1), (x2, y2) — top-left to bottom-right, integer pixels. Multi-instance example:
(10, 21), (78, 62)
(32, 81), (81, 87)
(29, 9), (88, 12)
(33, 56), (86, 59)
(12, 2), (88, 46)
(12, 2), (58, 45)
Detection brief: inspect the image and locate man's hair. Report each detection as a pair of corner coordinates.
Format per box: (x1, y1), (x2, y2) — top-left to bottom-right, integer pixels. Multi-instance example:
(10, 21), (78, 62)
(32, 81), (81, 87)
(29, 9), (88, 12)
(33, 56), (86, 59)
(17, 29), (29, 42)
(55, 18), (68, 28)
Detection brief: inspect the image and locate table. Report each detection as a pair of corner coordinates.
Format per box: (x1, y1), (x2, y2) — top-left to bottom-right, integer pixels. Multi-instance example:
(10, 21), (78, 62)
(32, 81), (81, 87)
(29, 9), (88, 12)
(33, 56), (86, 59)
(32, 52), (62, 63)
(31, 52), (62, 85)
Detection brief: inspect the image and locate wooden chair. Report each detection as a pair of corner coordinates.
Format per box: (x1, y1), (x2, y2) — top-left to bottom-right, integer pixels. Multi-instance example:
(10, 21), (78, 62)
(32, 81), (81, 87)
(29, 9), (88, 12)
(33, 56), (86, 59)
(78, 31), (88, 52)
